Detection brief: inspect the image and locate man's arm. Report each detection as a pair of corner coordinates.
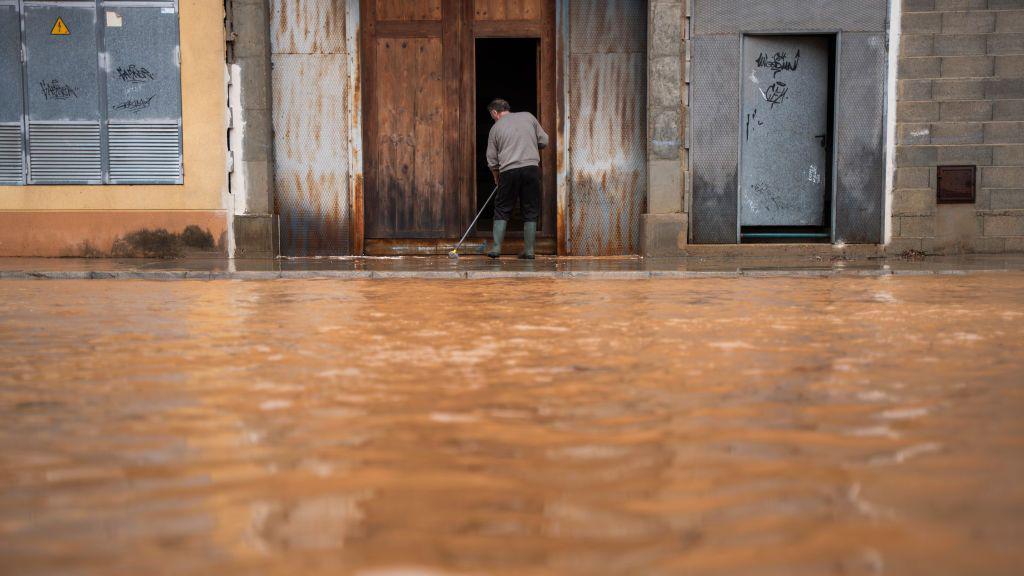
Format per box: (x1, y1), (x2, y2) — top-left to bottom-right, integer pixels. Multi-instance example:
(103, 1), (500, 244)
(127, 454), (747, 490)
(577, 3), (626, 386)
(486, 130), (501, 183)
(535, 116), (549, 150)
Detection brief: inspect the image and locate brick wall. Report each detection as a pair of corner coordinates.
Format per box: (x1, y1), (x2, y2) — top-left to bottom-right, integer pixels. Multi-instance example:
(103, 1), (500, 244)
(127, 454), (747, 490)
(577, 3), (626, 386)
(895, 0), (1024, 254)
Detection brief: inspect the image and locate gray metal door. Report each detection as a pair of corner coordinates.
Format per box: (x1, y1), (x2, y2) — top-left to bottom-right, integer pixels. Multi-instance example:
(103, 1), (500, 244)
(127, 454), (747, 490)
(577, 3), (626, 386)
(740, 35), (830, 227)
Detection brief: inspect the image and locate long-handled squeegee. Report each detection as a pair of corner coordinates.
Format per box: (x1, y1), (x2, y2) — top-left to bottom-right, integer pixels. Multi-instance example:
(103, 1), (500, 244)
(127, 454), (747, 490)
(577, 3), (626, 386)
(448, 185), (499, 259)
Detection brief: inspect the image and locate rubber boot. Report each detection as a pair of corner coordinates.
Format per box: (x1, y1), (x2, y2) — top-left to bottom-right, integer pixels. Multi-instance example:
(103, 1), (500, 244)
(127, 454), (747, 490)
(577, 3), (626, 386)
(488, 220), (507, 259)
(519, 222), (536, 260)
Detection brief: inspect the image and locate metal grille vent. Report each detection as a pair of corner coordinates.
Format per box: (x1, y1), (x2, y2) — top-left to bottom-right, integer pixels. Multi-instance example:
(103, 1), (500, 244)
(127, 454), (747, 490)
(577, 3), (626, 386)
(0, 124), (23, 184)
(28, 123), (101, 183)
(108, 123), (182, 183)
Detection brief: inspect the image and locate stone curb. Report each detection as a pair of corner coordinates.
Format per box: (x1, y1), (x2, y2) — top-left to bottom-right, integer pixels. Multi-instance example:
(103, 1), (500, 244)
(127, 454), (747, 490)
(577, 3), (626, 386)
(0, 268), (1019, 280)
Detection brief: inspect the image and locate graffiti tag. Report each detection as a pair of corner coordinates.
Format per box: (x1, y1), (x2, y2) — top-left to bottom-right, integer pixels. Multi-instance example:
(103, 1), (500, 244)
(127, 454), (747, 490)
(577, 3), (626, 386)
(40, 79), (78, 100)
(755, 50), (801, 78)
(116, 65), (155, 84)
(113, 95), (156, 113)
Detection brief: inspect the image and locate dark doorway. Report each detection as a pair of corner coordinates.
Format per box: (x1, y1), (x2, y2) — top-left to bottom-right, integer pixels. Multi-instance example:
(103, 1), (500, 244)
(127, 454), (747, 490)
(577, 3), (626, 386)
(474, 38), (539, 232)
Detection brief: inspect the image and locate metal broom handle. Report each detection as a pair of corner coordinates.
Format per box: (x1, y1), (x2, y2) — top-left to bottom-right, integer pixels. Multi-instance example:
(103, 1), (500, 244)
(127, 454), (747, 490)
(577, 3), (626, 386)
(454, 185), (499, 251)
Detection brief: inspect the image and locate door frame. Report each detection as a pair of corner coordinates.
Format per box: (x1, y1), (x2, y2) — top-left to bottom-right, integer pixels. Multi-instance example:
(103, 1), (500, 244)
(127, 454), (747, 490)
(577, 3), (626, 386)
(351, 0), (566, 255)
(465, 4), (557, 245)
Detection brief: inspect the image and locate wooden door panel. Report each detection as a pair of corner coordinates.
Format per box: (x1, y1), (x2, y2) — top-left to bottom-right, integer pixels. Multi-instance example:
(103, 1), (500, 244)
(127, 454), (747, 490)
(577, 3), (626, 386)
(376, 0), (441, 21)
(412, 40), (445, 233)
(474, 0), (541, 21)
(372, 37), (445, 237)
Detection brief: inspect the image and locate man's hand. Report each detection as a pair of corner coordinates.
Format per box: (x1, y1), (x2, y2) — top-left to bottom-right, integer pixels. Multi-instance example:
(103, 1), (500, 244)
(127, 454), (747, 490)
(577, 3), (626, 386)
(491, 168), (500, 185)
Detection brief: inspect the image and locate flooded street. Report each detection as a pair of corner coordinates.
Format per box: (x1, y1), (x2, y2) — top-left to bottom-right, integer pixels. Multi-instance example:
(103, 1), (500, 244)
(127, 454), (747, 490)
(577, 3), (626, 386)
(0, 275), (1022, 576)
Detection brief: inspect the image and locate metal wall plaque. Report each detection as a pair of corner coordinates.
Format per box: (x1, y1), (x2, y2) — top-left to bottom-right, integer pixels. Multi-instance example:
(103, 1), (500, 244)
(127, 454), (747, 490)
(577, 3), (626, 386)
(937, 166), (976, 204)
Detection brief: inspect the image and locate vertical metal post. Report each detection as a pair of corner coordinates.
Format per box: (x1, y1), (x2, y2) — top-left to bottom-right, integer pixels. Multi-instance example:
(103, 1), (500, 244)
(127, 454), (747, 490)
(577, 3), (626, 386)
(17, 0), (30, 184)
(556, 0), (569, 255)
(95, 0), (109, 184)
(346, 0), (363, 256)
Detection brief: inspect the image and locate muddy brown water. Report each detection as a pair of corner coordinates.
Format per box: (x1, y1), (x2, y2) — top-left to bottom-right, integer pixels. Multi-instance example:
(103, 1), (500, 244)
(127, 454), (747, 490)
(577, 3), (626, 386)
(0, 276), (1022, 576)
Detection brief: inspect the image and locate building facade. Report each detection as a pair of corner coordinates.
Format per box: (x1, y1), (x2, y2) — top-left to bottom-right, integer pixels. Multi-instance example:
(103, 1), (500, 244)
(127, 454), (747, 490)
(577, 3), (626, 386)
(0, 0), (1020, 257)
(0, 0), (229, 257)
(893, 1), (1024, 254)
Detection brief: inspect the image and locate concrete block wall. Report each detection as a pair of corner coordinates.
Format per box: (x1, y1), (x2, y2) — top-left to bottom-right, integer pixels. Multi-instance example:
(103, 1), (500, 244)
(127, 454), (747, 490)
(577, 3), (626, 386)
(895, 0), (1024, 254)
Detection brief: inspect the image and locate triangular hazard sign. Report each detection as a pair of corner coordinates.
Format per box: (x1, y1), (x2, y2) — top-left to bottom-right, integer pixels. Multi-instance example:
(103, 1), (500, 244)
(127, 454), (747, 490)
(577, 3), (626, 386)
(51, 17), (69, 36)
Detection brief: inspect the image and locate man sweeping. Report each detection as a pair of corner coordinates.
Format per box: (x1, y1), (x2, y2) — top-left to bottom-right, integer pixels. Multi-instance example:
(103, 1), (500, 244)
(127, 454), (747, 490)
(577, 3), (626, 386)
(485, 98), (548, 259)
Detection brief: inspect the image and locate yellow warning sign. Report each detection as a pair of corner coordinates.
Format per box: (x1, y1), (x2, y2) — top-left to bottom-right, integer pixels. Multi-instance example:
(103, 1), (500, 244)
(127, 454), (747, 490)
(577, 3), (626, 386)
(50, 17), (69, 36)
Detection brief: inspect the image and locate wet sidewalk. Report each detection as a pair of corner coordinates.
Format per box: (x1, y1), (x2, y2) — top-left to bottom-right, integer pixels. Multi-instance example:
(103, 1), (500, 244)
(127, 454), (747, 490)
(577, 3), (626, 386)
(1, 254), (1024, 280)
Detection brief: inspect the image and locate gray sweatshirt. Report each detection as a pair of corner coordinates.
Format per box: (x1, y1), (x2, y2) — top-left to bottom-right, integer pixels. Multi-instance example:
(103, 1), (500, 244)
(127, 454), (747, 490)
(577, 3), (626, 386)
(486, 112), (549, 173)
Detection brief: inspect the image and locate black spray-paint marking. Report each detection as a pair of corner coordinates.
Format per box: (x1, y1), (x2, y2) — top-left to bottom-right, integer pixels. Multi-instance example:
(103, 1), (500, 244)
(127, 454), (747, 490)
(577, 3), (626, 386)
(755, 50), (801, 79)
(113, 95), (156, 113)
(116, 65), (156, 84)
(745, 109), (765, 141)
(763, 82), (788, 109)
(40, 79), (78, 100)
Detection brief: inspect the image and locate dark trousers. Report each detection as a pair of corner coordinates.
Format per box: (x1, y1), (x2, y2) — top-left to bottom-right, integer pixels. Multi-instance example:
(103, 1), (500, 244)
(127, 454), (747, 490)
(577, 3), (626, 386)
(494, 165), (541, 223)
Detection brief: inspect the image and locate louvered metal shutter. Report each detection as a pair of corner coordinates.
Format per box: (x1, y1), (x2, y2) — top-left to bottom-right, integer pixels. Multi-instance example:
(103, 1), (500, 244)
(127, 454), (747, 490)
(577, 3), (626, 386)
(0, 3), (24, 184)
(103, 2), (182, 184)
(4, 0), (182, 186)
(24, 2), (103, 184)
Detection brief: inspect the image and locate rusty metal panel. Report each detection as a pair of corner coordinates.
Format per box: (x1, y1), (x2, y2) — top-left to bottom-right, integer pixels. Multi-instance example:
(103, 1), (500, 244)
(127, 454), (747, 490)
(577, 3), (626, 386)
(270, 0), (346, 54)
(272, 54), (351, 256)
(566, 0), (646, 256)
(569, 0), (643, 54)
(271, 0), (352, 256)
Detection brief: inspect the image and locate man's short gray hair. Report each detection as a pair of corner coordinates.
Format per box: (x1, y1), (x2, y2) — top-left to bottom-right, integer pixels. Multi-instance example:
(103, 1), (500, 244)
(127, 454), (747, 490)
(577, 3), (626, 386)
(487, 99), (510, 114)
